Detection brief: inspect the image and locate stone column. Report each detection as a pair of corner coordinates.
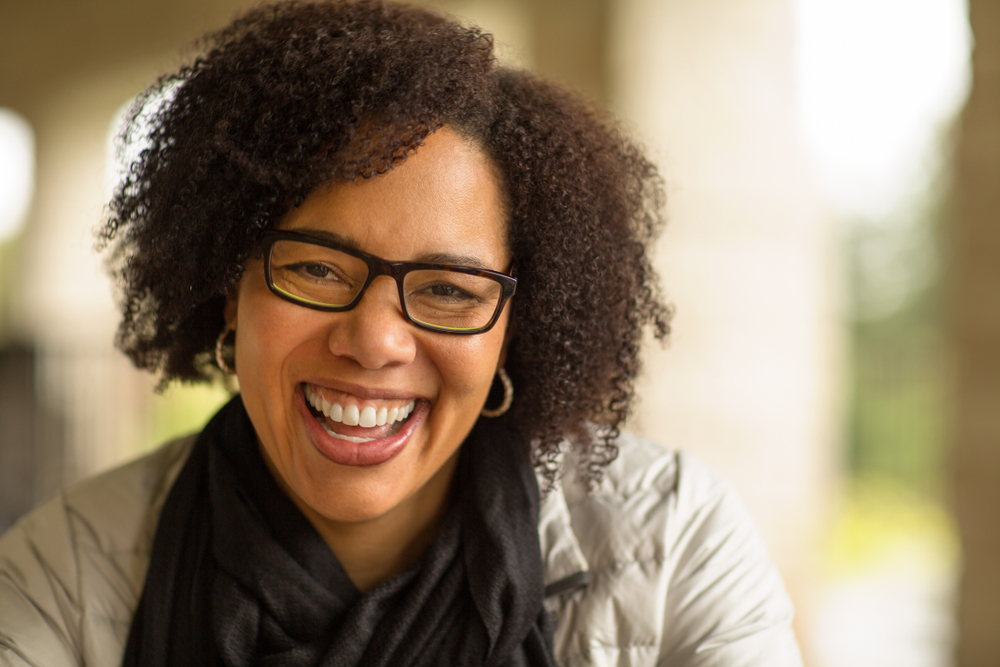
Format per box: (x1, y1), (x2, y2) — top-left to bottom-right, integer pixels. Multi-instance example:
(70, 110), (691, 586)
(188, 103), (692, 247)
(953, 1), (1000, 664)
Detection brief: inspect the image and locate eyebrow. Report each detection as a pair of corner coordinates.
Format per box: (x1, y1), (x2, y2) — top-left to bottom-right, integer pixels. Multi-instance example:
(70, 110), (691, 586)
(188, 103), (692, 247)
(290, 227), (493, 270)
(416, 252), (491, 269)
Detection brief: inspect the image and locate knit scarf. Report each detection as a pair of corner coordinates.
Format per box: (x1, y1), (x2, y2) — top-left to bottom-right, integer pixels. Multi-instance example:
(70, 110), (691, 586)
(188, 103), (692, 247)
(122, 396), (555, 667)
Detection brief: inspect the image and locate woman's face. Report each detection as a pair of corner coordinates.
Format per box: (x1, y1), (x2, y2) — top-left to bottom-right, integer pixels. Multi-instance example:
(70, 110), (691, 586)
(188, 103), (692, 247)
(227, 128), (512, 526)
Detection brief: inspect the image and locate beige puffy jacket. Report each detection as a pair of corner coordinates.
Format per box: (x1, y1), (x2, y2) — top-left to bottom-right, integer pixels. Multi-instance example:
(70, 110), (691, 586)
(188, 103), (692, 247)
(0, 431), (803, 667)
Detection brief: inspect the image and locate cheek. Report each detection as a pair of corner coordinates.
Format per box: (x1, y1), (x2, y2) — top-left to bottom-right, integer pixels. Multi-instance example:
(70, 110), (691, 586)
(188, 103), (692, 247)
(234, 281), (313, 413)
(237, 306), (283, 390)
(433, 335), (505, 403)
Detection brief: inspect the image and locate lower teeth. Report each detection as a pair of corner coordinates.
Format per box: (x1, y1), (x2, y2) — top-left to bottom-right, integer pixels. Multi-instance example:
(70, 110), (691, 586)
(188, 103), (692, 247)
(321, 422), (377, 443)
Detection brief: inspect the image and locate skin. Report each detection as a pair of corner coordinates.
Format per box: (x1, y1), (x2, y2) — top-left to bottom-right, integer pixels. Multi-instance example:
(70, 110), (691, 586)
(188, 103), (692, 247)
(225, 128), (512, 592)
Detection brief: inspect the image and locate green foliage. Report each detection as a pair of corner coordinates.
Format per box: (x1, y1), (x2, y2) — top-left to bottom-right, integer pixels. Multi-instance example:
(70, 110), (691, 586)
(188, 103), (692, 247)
(845, 149), (952, 498)
(848, 283), (949, 494)
(0, 236), (21, 342)
(141, 381), (231, 453)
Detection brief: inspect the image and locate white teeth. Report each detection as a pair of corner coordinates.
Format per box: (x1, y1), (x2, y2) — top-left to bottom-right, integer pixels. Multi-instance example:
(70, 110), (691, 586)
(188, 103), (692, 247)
(306, 386), (417, 428)
(359, 406), (377, 428)
(343, 404), (360, 426)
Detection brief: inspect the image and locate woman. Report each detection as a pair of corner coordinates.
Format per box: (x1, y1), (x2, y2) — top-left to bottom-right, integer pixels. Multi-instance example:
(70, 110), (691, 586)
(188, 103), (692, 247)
(0, 2), (803, 665)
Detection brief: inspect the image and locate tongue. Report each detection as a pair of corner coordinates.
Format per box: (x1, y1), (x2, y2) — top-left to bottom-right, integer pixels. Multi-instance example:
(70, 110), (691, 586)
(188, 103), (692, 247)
(320, 413), (400, 440)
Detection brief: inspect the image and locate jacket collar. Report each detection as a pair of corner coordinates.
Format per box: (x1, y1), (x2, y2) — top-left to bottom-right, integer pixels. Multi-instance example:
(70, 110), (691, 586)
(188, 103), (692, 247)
(536, 465), (589, 592)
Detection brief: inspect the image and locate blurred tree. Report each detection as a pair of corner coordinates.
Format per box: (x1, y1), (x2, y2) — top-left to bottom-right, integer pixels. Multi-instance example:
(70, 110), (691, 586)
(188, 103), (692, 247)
(847, 175), (951, 496)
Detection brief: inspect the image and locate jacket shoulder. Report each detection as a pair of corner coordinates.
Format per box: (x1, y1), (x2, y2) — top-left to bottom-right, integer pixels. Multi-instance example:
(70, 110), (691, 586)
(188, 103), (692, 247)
(549, 433), (801, 667)
(0, 436), (194, 667)
(560, 431), (680, 569)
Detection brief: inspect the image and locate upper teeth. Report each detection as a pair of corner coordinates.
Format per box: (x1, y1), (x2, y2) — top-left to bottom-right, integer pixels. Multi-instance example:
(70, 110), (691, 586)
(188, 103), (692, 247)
(304, 385), (415, 427)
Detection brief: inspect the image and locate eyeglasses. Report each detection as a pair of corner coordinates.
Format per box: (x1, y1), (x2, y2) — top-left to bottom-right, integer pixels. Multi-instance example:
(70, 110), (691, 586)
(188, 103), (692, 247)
(261, 230), (517, 334)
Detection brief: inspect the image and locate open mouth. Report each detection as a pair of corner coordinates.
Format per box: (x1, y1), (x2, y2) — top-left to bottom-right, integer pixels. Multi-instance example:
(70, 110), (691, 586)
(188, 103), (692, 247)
(303, 383), (418, 444)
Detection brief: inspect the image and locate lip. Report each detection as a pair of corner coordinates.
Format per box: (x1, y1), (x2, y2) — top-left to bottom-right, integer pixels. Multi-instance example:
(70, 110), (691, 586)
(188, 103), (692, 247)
(301, 377), (423, 402)
(296, 385), (428, 466)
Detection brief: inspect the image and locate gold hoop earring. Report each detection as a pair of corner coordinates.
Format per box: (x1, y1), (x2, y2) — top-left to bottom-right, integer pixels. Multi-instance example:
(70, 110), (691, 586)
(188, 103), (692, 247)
(481, 368), (513, 418)
(215, 328), (235, 375)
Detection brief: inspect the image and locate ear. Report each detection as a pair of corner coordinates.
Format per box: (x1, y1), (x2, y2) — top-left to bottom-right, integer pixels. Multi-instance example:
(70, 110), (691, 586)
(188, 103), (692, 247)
(223, 285), (239, 331)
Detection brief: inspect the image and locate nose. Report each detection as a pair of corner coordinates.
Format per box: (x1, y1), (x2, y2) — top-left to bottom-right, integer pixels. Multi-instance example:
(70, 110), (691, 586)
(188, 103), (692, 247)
(326, 275), (417, 369)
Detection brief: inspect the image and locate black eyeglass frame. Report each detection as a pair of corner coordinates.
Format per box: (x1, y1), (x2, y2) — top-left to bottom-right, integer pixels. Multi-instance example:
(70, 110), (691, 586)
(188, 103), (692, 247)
(261, 230), (517, 335)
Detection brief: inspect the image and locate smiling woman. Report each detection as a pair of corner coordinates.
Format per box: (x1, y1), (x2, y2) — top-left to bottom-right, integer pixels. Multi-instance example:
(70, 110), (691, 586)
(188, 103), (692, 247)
(0, 2), (802, 666)
(231, 130), (514, 588)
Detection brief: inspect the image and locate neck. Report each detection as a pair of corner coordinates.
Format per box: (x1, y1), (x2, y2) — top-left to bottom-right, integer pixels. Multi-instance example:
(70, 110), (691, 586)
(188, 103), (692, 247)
(277, 453), (459, 593)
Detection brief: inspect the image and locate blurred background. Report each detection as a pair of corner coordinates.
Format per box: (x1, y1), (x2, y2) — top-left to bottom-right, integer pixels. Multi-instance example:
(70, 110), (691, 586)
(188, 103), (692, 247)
(0, 0), (997, 664)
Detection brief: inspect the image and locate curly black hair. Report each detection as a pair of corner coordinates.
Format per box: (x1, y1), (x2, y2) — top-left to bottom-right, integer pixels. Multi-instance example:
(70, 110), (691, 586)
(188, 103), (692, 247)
(101, 0), (671, 485)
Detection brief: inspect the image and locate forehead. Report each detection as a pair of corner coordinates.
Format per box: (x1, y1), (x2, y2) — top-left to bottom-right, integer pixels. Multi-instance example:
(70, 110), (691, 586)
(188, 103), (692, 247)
(279, 128), (510, 268)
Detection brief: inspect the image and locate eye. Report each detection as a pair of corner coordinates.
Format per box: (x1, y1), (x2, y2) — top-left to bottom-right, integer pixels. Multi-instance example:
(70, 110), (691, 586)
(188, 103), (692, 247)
(419, 281), (481, 303)
(429, 283), (468, 298)
(302, 263), (334, 279)
(283, 261), (345, 283)
(403, 270), (504, 329)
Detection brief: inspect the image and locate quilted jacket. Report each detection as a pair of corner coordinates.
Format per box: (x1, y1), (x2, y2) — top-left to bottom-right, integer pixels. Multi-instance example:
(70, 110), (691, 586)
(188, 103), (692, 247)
(0, 431), (802, 666)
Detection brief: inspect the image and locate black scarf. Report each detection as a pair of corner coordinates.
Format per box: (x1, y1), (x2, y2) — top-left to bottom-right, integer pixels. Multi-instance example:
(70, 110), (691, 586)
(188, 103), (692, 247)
(123, 397), (556, 667)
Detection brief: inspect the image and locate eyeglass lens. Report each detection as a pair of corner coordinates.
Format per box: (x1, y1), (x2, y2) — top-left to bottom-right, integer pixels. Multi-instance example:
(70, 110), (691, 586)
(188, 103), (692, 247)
(268, 239), (505, 332)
